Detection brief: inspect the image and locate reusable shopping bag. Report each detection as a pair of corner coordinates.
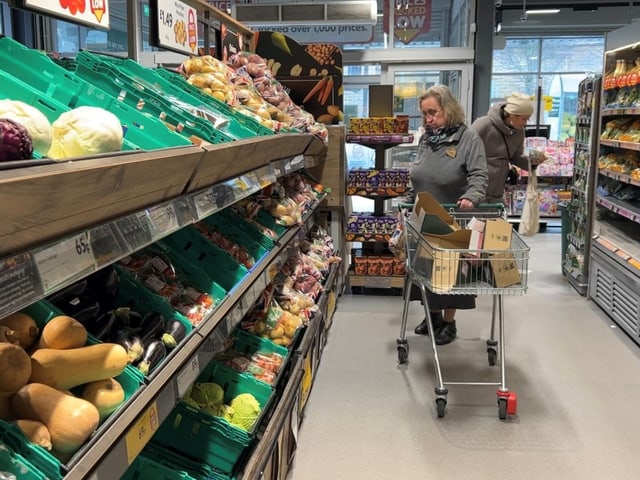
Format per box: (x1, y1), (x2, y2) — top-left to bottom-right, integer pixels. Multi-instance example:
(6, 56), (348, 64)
(518, 157), (539, 236)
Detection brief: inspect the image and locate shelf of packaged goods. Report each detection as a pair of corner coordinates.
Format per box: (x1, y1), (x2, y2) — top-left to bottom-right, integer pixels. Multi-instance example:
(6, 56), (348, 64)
(601, 107), (640, 116)
(600, 138), (640, 152)
(598, 168), (640, 187)
(592, 233), (640, 276)
(345, 186), (410, 198)
(346, 134), (414, 146)
(345, 233), (393, 243)
(575, 141), (590, 150)
(347, 271), (405, 289)
(63, 197), (325, 480)
(576, 115), (592, 125)
(568, 233), (586, 250)
(595, 194), (640, 224)
(571, 185), (587, 196)
(574, 164), (589, 175)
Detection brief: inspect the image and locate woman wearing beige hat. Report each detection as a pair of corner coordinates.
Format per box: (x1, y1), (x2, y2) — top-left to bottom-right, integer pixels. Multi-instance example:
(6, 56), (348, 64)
(471, 93), (543, 204)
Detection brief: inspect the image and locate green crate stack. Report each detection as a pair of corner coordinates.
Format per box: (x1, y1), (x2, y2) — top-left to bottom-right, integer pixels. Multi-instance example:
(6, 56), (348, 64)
(73, 50), (236, 145)
(122, 443), (230, 480)
(154, 68), (275, 138)
(160, 227), (249, 294)
(200, 213), (269, 266)
(228, 329), (290, 386)
(152, 361), (274, 475)
(217, 209), (277, 251)
(68, 52), (260, 141)
(0, 36), (192, 152)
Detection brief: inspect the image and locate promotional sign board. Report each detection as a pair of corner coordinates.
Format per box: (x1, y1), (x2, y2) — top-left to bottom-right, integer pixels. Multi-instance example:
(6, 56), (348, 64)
(254, 24), (373, 45)
(151, 0), (199, 55)
(383, 0), (432, 45)
(14, 0), (110, 29)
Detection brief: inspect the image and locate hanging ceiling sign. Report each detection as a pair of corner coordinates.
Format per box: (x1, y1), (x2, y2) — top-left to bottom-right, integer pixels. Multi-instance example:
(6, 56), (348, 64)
(14, 0), (110, 29)
(254, 24), (374, 45)
(383, 0), (432, 45)
(150, 0), (199, 55)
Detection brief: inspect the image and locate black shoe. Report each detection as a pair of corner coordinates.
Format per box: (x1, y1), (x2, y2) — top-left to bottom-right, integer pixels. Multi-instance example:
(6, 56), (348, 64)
(435, 321), (457, 345)
(414, 311), (444, 335)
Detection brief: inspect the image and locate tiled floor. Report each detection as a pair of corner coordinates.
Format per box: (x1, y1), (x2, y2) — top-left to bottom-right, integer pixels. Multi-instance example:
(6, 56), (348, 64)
(288, 233), (640, 479)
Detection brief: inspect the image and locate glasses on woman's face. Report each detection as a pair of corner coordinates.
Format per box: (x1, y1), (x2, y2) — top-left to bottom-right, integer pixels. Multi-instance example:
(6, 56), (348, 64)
(421, 109), (442, 119)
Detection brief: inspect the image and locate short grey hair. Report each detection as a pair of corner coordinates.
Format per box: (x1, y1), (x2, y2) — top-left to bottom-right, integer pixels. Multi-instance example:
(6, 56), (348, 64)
(420, 85), (466, 127)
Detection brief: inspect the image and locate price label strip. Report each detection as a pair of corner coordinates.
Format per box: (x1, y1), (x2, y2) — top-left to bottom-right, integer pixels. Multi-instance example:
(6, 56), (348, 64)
(256, 166), (277, 187)
(176, 355), (200, 399)
(115, 212), (153, 252)
(0, 253), (44, 318)
(192, 187), (218, 220)
(125, 402), (159, 464)
(148, 202), (180, 240)
(34, 232), (96, 293)
(90, 224), (124, 267)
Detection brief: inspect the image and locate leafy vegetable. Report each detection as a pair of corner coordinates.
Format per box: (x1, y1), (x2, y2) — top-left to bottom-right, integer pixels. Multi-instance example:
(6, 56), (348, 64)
(0, 118), (33, 161)
(0, 99), (52, 154)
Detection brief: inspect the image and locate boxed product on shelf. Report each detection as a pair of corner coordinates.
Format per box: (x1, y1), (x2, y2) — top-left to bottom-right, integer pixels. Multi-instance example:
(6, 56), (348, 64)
(152, 361), (274, 475)
(348, 116), (409, 134)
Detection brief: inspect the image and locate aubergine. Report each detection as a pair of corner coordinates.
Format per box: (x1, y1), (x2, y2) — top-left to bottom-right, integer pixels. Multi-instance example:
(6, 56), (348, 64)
(87, 266), (120, 305)
(138, 312), (166, 343)
(111, 328), (145, 363)
(82, 310), (119, 341)
(161, 319), (187, 348)
(137, 339), (166, 375)
(113, 308), (145, 331)
(48, 279), (89, 306)
(59, 296), (101, 324)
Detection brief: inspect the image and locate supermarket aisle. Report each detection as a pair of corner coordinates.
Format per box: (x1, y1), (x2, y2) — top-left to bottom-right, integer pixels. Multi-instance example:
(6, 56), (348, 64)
(288, 233), (640, 480)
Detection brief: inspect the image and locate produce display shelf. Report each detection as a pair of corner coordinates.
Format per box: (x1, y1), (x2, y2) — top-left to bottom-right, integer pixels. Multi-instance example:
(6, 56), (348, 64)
(592, 234), (640, 275)
(598, 168), (640, 187)
(601, 107), (640, 116)
(61, 196), (326, 480)
(595, 194), (640, 224)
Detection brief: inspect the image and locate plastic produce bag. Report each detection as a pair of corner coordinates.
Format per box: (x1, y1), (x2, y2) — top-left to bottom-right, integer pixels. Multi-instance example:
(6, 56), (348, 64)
(518, 159), (539, 237)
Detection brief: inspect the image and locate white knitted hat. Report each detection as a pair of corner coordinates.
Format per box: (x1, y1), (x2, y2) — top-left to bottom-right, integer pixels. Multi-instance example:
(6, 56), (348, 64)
(504, 93), (533, 116)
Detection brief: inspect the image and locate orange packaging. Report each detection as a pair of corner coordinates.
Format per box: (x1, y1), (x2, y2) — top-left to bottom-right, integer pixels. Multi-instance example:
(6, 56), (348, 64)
(367, 256), (381, 276)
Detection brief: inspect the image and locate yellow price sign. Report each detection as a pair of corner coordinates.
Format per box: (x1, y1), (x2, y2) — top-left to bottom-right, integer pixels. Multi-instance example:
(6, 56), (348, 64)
(125, 402), (159, 464)
(543, 96), (553, 111)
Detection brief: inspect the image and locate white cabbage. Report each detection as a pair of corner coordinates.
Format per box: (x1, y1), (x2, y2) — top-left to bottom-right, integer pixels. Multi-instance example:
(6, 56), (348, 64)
(0, 99), (52, 154)
(48, 106), (124, 160)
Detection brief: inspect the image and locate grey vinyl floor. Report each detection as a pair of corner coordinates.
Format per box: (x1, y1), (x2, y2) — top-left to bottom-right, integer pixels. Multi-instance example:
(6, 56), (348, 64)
(287, 233), (640, 480)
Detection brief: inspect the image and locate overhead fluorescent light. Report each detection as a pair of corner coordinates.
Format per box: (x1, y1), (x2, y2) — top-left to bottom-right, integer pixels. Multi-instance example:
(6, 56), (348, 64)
(525, 9), (560, 14)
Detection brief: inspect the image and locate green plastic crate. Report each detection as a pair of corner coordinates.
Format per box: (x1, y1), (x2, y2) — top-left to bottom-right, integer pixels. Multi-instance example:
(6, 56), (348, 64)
(0, 36), (192, 151)
(218, 209), (276, 251)
(73, 50), (235, 146)
(255, 210), (288, 238)
(199, 214), (269, 268)
(227, 329), (290, 386)
(70, 53), (258, 142)
(153, 361), (273, 475)
(0, 437), (49, 480)
(160, 227), (249, 293)
(0, 420), (63, 480)
(123, 443), (230, 480)
(155, 68), (275, 138)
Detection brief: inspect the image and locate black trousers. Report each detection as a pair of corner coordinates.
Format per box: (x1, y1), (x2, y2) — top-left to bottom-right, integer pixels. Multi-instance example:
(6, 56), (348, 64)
(408, 283), (476, 310)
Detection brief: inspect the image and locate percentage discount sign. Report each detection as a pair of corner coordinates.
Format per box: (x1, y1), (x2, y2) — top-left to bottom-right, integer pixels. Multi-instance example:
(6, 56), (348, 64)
(34, 231), (95, 292)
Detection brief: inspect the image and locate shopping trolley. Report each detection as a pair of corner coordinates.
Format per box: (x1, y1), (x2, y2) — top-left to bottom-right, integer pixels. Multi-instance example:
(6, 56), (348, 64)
(396, 204), (530, 419)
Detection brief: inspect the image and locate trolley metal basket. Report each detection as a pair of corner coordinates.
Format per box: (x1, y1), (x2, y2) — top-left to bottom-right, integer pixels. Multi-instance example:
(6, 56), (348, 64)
(396, 204), (530, 419)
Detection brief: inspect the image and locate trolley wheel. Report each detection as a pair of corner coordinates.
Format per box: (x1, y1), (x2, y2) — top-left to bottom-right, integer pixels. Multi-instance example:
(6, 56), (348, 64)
(498, 398), (508, 420)
(397, 344), (409, 364)
(487, 348), (497, 366)
(436, 398), (447, 418)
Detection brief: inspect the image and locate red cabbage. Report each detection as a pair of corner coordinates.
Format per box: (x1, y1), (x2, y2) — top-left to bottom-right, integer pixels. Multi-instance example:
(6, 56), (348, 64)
(0, 118), (34, 162)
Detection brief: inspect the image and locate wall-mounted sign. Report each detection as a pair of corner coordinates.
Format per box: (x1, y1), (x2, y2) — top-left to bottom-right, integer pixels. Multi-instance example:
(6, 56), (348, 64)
(383, 0), (432, 45)
(13, 0), (110, 29)
(207, 1), (231, 14)
(254, 24), (374, 45)
(151, 0), (199, 55)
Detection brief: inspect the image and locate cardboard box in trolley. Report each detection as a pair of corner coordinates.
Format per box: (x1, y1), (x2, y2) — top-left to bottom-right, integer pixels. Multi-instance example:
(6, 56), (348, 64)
(483, 218), (521, 288)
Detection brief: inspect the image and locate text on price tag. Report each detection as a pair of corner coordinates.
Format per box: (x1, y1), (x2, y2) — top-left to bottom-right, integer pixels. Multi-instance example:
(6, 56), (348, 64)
(34, 232), (95, 292)
(148, 203), (179, 238)
(125, 402), (159, 464)
(176, 355), (200, 399)
(193, 188), (217, 219)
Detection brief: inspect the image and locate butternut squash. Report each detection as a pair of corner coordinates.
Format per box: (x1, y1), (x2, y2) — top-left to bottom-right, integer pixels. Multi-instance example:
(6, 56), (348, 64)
(11, 419), (52, 450)
(0, 312), (39, 349)
(30, 343), (128, 390)
(36, 315), (87, 350)
(0, 391), (14, 420)
(12, 383), (99, 454)
(82, 378), (125, 421)
(0, 342), (32, 392)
